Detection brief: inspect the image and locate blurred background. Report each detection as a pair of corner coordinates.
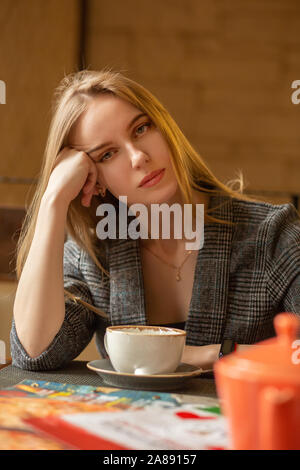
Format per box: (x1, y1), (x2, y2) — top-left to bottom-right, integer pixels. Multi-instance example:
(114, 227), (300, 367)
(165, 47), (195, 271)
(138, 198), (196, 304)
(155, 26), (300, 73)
(0, 0), (300, 362)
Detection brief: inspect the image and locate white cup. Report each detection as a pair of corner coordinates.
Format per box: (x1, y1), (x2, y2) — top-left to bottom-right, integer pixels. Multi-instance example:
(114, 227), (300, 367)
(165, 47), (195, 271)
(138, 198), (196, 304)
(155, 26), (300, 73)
(104, 325), (186, 375)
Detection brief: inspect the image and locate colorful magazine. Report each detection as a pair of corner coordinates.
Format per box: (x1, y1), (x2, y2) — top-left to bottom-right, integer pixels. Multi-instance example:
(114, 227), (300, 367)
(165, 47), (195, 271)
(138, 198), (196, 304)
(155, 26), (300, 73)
(0, 380), (228, 450)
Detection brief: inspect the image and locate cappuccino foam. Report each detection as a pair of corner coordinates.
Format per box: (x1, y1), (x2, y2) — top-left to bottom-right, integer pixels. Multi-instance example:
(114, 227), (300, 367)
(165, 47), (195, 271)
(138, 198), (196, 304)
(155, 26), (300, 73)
(118, 327), (181, 335)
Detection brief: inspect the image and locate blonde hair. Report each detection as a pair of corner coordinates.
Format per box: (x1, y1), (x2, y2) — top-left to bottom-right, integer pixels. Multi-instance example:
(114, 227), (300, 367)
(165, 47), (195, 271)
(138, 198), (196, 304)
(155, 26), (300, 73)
(15, 68), (255, 318)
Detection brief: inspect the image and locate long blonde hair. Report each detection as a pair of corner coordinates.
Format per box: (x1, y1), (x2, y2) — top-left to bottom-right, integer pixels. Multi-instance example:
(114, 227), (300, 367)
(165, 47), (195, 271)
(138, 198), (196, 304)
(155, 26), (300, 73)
(15, 68), (254, 318)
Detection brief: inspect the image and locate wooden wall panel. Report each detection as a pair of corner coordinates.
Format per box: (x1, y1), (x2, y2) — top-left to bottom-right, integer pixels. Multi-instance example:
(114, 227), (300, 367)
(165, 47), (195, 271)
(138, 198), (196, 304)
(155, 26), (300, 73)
(0, 0), (79, 207)
(86, 0), (300, 199)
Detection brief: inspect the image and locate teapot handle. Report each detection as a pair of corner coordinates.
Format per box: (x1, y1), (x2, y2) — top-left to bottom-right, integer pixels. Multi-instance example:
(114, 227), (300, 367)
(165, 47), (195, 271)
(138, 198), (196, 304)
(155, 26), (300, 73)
(260, 386), (295, 450)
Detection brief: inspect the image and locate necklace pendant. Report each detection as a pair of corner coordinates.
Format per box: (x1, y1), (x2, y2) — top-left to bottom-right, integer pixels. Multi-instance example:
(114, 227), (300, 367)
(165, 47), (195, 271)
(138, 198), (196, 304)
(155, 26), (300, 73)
(176, 271), (181, 281)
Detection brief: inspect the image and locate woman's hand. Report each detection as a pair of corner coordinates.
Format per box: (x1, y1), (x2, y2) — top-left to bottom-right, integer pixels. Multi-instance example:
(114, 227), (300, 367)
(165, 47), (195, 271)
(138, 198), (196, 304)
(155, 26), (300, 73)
(182, 344), (254, 371)
(182, 344), (220, 371)
(46, 147), (101, 208)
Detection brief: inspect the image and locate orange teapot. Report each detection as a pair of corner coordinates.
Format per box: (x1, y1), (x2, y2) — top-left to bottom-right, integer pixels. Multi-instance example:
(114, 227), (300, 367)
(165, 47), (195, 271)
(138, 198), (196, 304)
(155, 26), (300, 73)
(214, 313), (300, 450)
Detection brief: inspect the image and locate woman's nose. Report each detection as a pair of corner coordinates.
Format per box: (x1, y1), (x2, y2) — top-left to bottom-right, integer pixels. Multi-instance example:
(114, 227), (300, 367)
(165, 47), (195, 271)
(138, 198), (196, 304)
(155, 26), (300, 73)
(127, 144), (149, 168)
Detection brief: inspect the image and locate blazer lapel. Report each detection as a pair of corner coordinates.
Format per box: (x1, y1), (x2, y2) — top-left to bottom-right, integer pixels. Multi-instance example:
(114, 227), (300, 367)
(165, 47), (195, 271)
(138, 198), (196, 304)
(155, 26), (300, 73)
(185, 195), (234, 345)
(108, 238), (146, 326)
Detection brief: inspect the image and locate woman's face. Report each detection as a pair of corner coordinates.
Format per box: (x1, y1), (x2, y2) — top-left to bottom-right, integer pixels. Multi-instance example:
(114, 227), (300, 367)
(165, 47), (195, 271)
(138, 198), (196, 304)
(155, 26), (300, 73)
(68, 94), (180, 208)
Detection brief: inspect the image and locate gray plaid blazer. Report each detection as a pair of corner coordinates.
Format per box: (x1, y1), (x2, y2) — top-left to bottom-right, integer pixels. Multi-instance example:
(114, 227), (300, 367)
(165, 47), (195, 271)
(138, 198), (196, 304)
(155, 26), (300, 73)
(11, 194), (300, 370)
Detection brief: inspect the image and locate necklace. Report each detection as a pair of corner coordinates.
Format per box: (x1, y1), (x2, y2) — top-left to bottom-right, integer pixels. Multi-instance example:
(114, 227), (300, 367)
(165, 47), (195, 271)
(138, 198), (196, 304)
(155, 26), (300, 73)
(141, 243), (192, 281)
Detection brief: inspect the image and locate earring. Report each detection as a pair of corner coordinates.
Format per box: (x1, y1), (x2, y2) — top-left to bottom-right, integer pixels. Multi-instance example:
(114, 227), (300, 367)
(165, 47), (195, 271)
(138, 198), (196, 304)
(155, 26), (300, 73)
(95, 183), (106, 197)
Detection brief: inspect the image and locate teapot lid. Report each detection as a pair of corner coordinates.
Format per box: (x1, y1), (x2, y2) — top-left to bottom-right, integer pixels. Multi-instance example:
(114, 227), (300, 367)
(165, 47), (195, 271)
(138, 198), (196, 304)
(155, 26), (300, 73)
(221, 313), (300, 383)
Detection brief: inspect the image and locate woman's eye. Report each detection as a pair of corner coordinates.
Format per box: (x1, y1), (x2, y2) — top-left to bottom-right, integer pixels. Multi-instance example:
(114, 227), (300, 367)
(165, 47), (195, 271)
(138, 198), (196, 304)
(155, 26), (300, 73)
(136, 122), (152, 135)
(99, 150), (114, 162)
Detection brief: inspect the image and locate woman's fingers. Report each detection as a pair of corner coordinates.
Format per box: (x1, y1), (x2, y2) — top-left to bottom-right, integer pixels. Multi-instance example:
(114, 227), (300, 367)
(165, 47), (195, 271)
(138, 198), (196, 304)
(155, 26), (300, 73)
(81, 159), (101, 206)
(47, 147), (103, 208)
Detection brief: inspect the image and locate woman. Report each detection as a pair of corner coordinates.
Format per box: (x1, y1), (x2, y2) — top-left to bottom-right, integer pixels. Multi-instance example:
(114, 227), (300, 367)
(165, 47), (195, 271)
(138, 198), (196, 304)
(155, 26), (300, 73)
(11, 69), (300, 371)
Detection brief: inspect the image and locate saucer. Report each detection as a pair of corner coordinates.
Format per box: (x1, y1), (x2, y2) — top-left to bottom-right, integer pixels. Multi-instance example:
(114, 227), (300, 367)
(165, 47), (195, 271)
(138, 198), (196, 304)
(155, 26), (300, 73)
(87, 359), (203, 391)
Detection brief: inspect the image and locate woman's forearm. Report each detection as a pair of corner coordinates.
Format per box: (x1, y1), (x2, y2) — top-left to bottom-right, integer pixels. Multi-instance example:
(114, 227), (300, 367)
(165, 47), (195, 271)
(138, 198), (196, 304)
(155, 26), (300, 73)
(13, 191), (69, 358)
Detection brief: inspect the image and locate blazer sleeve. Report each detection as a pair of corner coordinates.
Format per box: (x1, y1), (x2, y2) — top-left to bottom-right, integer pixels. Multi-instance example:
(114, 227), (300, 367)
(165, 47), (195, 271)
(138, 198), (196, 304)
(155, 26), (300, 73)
(265, 203), (300, 316)
(10, 238), (97, 371)
(281, 275), (300, 313)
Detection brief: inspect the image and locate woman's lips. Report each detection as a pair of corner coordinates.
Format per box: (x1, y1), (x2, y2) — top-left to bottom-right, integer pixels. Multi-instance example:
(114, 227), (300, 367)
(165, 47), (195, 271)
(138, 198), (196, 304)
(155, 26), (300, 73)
(139, 169), (165, 188)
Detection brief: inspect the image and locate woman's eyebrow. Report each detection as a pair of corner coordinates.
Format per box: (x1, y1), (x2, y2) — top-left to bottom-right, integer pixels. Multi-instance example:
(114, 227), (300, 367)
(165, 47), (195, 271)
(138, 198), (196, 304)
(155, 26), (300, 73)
(86, 112), (148, 155)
